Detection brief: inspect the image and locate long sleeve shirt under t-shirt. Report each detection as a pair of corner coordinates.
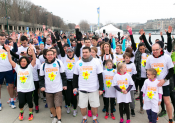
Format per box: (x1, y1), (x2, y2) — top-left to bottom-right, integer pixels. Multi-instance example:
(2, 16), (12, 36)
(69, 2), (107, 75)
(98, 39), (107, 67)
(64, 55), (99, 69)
(73, 58), (103, 92)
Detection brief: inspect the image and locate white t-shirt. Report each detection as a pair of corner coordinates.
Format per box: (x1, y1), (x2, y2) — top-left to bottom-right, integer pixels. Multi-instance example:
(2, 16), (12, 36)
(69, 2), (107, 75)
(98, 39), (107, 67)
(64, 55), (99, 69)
(141, 53), (149, 78)
(44, 44), (52, 49)
(145, 54), (174, 86)
(74, 58), (103, 92)
(15, 64), (35, 92)
(95, 57), (103, 68)
(126, 62), (137, 91)
(164, 50), (171, 56)
(126, 62), (137, 76)
(32, 59), (41, 81)
(17, 46), (36, 57)
(40, 59), (65, 93)
(100, 54), (116, 70)
(0, 46), (12, 72)
(103, 69), (117, 98)
(114, 53), (123, 65)
(141, 79), (163, 112)
(112, 73), (134, 103)
(61, 55), (79, 79)
(39, 55), (45, 64)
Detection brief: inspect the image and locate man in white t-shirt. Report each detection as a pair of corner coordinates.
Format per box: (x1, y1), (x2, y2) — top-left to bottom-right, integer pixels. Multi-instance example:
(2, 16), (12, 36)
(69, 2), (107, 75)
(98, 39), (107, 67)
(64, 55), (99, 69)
(145, 43), (174, 123)
(73, 47), (103, 123)
(39, 49), (67, 123)
(17, 36), (36, 57)
(0, 32), (16, 110)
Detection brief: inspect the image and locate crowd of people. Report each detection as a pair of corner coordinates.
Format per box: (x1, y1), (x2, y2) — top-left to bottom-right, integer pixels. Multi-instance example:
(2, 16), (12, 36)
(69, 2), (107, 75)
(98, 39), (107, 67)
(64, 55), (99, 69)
(0, 25), (175, 123)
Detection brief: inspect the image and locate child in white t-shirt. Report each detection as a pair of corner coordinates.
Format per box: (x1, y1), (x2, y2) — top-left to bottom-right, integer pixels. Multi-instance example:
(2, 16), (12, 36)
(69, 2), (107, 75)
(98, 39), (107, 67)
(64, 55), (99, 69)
(112, 62), (134, 123)
(141, 68), (163, 123)
(123, 52), (137, 117)
(103, 59), (116, 120)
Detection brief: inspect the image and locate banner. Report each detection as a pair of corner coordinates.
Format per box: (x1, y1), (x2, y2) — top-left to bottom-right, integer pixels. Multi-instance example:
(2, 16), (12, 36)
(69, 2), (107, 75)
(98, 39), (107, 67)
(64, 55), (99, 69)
(97, 7), (100, 31)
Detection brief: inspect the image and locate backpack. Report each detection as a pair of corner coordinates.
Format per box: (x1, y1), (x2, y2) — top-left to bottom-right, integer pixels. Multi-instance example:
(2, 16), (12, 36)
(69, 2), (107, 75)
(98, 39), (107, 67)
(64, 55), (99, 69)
(43, 60), (60, 71)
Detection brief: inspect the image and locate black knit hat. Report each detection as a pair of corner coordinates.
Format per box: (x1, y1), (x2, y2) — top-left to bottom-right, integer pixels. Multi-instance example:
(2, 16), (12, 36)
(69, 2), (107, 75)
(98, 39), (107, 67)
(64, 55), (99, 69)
(156, 41), (164, 48)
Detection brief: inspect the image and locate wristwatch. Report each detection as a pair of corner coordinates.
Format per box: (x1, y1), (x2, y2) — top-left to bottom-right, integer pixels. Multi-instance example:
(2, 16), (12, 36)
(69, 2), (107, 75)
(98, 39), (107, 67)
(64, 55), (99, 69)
(164, 79), (168, 82)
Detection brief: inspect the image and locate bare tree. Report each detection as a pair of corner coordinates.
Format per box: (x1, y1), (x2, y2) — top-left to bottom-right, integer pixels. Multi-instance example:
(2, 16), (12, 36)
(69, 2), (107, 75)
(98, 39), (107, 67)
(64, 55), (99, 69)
(79, 20), (90, 32)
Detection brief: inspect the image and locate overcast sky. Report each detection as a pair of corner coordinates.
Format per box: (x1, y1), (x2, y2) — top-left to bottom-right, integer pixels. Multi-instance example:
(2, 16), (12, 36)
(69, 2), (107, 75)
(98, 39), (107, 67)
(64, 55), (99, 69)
(31, 0), (175, 25)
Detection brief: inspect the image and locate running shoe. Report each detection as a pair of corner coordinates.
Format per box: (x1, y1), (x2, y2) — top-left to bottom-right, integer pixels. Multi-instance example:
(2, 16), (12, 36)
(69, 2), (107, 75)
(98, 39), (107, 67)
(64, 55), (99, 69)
(67, 106), (71, 114)
(102, 106), (106, 112)
(73, 109), (77, 117)
(65, 105), (67, 108)
(88, 110), (92, 117)
(19, 112), (23, 121)
(9, 101), (16, 109)
(7, 98), (10, 104)
(45, 103), (48, 108)
(81, 119), (87, 123)
(0, 103), (2, 111)
(43, 98), (46, 103)
(14, 98), (16, 103)
(28, 113), (33, 121)
(169, 121), (173, 123)
(57, 121), (62, 123)
(158, 110), (167, 117)
(114, 101), (116, 106)
(119, 118), (124, 123)
(111, 113), (115, 120)
(50, 112), (54, 118)
(93, 119), (99, 123)
(104, 112), (109, 119)
(113, 107), (116, 112)
(35, 105), (39, 113)
(139, 107), (144, 114)
(131, 109), (135, 117)
(157, 116), (159, 121)
(126, 119), (131, 123)
(52, 118), (58, 123)
(135, 96), (140, 101)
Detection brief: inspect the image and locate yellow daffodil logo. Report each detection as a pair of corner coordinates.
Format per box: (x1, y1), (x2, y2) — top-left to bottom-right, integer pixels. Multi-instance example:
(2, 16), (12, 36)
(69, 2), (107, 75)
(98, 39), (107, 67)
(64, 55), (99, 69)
(48, 72), (56, 81)
(0, 53), (7, 60)
(147, 91), (154, 99)
(141, 60), (146, 67)
(20, 76), (27, 84)
(73, 58), (75, 60)
(120, 85), (126, 90)
(155, 67), (162, 76)
(67, 63), (73, 70)
(106, 80), (112, 88)
(105, 66), (107, 68)
(146, 55), (149, 57)
(125, 78), (127, 81)
(82, 71), (90, 80)
(113, 70), (115, 72)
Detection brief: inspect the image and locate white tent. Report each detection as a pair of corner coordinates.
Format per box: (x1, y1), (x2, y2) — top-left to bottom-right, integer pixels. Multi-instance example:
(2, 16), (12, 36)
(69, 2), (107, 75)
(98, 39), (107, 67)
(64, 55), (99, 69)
(95, 24), (123, 37)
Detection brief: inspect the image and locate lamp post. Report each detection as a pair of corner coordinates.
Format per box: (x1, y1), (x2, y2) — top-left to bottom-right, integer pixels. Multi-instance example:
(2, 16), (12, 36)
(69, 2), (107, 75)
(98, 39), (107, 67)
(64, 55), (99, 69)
(5, 0), (10, 35)
(33, 6), (42, 32)
(46, 12), (52, 30)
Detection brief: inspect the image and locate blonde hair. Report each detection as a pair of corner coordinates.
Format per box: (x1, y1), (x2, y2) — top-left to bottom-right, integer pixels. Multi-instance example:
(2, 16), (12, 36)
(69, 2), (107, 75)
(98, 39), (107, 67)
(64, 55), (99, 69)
(117, 62), (126, 72)
(147, 68), (157, 78)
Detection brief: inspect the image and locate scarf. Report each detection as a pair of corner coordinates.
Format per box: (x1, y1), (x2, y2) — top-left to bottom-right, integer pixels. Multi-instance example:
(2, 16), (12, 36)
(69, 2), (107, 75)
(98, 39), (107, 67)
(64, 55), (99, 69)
(82, 55), (93, 62)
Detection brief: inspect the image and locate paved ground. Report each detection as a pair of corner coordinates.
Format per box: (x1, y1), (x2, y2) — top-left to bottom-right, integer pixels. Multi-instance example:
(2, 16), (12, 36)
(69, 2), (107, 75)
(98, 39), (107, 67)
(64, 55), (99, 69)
(0, 85), (170, 123)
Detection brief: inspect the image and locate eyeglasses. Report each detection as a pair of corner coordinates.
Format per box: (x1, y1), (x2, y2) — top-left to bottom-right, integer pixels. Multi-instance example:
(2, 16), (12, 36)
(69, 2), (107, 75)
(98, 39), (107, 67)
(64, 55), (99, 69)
(152, 48), (160, 52)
